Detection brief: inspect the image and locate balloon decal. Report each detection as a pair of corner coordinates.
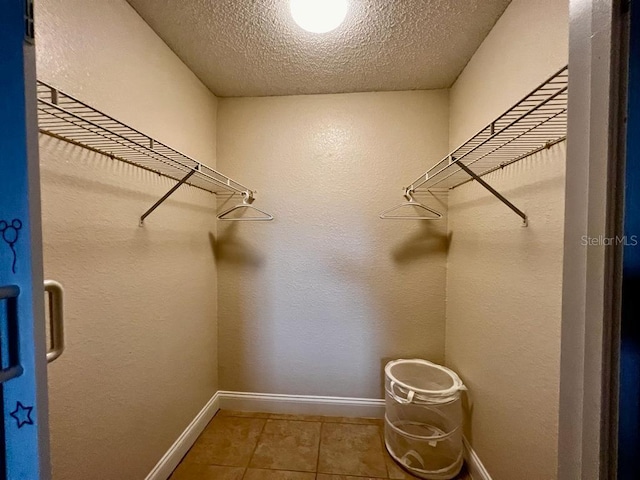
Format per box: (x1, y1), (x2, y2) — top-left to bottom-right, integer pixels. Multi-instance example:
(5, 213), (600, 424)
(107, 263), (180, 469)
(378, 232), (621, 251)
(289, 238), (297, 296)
(0, 219), (23, 274)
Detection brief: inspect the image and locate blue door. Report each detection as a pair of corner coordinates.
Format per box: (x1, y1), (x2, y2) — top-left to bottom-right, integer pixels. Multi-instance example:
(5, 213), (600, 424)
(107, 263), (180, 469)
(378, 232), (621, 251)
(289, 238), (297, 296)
(619, 1), (640, 478)
(0, 1), (52, 478)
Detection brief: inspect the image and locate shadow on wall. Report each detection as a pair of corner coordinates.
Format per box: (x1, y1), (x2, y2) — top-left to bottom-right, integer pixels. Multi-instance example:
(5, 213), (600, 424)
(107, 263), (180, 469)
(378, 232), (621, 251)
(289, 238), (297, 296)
(322, 216), (450, 396)
(449, 175), (565, 213)
(447, 147), (566, 213)
(210, 226), (266, 392)
(384, 191), (451, 264)
(39, 136), (216, 217)
(210, 226), (264, 268)
(387, 191), (451, 263)
(392, 222), (452, 263)
(461, 391), (474, 444)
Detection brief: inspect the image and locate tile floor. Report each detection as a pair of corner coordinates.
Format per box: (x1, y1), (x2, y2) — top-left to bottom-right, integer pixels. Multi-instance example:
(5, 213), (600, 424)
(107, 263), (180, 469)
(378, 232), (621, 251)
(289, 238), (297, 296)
(170, 410), (471, 480)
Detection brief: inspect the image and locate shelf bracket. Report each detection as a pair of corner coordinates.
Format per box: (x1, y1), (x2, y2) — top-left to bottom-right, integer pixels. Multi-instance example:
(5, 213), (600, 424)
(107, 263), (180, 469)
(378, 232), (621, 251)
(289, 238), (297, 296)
(456, 160), (528, 227)
(139, 169), (196, 226)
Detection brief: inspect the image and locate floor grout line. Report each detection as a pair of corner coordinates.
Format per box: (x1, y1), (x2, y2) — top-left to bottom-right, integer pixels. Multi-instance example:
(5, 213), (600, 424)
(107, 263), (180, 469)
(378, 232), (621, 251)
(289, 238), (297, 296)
(315, 422), (324, 476)
(240, 417), (268, 479)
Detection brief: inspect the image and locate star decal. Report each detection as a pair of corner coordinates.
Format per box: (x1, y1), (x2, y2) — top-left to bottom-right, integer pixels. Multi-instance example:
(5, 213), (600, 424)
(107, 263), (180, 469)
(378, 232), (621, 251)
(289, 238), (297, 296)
(10, 401), (33, 429)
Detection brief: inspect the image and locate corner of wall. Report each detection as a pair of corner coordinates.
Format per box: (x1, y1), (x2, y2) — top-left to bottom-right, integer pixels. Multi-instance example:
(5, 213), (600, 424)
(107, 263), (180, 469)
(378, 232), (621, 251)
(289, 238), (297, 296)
(442, 0), (568, 478)
(37, 1), (222, 478)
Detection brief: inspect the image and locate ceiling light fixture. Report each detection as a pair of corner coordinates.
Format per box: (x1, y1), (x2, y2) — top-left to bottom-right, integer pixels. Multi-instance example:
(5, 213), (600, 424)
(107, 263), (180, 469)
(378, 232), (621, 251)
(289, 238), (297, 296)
(290, 0), (348, 34)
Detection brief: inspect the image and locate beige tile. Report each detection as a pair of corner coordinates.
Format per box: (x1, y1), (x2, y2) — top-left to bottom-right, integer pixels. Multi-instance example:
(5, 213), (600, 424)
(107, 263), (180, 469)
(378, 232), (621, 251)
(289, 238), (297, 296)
(318, 423), (387, 477)
(269, 413), (383, 425)
(216, 409), (270, 419)
(244, 468), (316, 479)
(385, 450), (420, 480)
(249, 419), (321, 472)
(199, 415), (266, 443)
(169, 463), (244, 480)
(316, 475), (386, 480)
(183, 416), (265, 467)
(384, 450), (470, 480)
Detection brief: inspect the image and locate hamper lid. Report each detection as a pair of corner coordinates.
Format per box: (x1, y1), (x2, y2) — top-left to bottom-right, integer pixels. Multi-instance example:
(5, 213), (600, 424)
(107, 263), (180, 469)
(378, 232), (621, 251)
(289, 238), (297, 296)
(385, 358), (465, 399)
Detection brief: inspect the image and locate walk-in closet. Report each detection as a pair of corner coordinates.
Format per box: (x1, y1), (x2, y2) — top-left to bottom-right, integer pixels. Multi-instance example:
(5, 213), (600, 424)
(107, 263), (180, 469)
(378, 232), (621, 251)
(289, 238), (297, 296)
(5, 0), (609, 478)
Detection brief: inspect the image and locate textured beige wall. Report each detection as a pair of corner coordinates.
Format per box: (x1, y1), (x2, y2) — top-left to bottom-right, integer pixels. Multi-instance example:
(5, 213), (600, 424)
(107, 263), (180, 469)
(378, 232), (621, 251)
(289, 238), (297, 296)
(445, 0), (569, 479)
(449, 0), (569, 149)
(216, 91), (450, 398)
(35, 1), (219, 479)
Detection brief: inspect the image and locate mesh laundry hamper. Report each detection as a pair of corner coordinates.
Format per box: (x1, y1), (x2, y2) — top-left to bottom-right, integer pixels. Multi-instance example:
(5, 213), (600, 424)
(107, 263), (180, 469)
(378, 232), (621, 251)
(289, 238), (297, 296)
(384, 359), (466, 480)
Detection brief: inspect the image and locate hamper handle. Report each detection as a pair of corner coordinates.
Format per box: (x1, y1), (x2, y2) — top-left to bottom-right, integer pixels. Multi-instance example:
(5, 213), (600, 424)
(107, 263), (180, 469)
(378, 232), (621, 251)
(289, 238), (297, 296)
(401, 450), (426, 469)
(389, 380), (415, 404)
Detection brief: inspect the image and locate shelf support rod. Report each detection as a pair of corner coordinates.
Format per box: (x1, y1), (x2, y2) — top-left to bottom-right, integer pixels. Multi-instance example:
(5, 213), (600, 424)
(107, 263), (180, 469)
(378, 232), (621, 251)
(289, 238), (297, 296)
(139, 169), (196, 226)
(456, 160), (528, 226)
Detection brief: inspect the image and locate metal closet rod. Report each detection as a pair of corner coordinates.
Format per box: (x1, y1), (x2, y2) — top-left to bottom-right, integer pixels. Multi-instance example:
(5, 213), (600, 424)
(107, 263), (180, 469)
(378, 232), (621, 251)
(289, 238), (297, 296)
(138, 170), (255, 225)
(35, 80), (254, 225)
(456, 161), (528, 226)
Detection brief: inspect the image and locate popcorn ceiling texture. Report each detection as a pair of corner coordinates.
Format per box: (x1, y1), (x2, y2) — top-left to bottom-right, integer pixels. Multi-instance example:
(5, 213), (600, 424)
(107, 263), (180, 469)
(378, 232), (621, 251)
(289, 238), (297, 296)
(125, 0), (512, 97)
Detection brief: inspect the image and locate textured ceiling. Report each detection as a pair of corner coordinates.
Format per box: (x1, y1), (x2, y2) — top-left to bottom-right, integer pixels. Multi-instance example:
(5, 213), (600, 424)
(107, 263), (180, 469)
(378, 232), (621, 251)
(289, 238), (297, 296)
(126, 0), (512, 97)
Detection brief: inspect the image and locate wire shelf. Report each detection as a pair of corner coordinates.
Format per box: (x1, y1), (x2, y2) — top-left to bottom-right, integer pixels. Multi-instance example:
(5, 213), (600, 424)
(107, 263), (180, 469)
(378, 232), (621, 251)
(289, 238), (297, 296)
(409, 66), (568, 192)
(36, 80), (250, 195)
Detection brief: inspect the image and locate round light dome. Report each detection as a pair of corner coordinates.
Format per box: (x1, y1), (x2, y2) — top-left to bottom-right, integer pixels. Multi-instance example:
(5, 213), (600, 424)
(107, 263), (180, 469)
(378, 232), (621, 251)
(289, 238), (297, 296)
(290, 0), (349, 34)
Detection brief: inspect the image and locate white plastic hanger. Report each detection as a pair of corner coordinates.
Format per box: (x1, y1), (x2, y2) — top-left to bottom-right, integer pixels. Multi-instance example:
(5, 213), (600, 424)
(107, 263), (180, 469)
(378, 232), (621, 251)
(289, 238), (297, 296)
(217, 191), (274, 221)
(379, 188), (442, 220)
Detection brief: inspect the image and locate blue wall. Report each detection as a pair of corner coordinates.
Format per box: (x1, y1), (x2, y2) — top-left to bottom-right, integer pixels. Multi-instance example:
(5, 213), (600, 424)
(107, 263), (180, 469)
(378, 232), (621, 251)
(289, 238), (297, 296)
(618, 2), (640, 478)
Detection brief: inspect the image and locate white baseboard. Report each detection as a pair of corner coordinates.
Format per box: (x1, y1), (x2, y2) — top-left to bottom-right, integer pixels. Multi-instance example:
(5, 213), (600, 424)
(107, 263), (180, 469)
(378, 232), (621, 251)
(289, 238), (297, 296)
(217, 390), (385, 418)
(145, 392), (220, 480)
(463, 436), (492, 480)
